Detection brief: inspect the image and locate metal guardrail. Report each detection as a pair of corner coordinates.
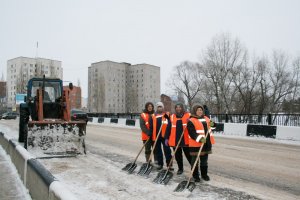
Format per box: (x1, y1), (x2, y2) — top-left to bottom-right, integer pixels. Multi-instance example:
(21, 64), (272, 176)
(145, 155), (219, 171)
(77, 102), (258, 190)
(87, 113), (300, 127)
(210, 114), (300, 127)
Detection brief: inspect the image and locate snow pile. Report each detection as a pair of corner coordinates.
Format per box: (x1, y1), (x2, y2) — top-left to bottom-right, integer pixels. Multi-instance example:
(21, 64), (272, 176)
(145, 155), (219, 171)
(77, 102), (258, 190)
(27, 124), (85, 156)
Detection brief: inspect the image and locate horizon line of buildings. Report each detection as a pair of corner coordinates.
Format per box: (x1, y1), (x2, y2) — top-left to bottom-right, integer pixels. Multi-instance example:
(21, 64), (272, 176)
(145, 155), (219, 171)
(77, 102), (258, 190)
(1, 56), (168, 113)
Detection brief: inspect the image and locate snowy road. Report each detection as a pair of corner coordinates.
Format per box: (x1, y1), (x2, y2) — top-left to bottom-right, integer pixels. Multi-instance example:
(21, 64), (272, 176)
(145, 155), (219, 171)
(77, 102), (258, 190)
(0, 119), (299, 200)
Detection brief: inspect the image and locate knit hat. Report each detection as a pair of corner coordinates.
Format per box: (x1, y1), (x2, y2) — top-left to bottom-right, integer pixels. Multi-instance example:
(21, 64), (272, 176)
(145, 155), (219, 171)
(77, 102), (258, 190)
(156, 102), (164, 109)
(191, 104), (204, 116)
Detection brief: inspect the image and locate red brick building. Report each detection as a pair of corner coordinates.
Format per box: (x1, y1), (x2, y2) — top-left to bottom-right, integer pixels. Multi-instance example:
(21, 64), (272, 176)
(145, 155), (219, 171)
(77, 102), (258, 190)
(0, 81), (7, 111)
(161, 94), (173, 113)
(64, 86), (81, 109)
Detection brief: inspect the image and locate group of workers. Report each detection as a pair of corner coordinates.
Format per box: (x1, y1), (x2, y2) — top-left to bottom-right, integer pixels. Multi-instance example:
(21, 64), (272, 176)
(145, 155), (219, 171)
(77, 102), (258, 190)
(139, 102), (215, 182)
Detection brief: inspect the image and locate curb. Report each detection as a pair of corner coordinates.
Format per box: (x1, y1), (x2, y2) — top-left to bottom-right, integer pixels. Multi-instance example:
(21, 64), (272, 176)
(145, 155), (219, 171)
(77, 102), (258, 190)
(0, 131), (77, 200)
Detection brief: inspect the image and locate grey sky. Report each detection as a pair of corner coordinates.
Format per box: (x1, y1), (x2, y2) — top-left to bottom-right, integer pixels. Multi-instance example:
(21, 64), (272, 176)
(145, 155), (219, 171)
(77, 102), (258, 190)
(1, 0), (299, 98)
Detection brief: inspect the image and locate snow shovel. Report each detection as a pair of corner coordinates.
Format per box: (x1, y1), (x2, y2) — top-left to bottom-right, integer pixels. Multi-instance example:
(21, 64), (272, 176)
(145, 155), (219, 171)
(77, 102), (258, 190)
(174, 130), (209, 192)
(137, 124), (163, 176)
(153, 127), (186, 185)
(122, 138), (151, 174)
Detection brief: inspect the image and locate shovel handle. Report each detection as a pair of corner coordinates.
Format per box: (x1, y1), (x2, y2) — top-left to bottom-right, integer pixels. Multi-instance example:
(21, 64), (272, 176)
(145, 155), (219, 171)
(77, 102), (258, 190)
(132, 138), (151, 164)
(185, 129), (210, 188)
(147, 123), (163, 164)
(166, 127), (187, 171)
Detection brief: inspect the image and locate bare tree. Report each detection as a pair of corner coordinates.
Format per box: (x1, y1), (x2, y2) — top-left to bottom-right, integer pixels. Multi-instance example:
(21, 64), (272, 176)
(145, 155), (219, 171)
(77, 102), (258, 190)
(200, 33), (248, 113)
(167, 61), (202, 110)
(268, 50), (293, 113)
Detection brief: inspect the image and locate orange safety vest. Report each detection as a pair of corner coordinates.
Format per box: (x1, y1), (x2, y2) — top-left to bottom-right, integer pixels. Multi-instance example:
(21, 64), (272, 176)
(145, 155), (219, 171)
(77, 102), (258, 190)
(152, 113), (168, 140)
(188, 117), (216, 147)
(168, 113), (191, 147)
(140, 113), (150, 141)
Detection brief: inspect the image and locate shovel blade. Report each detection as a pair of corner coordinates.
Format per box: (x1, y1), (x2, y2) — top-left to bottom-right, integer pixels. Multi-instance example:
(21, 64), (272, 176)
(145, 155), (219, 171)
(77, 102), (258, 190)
(174, 181), (196, 192)
(137, 163), (148, 175)
(161, 171), (173, 185)
(137, 163), (152, 176)
(143, 165), (153, 176)
(122, 162), (137, 174)
(153, 170), (167, 183)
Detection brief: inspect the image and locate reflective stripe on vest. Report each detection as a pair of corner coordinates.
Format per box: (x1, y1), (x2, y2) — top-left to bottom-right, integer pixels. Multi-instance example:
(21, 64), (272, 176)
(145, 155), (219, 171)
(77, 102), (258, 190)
(188, 116), (215, 147)
(168, 113), (190, 147)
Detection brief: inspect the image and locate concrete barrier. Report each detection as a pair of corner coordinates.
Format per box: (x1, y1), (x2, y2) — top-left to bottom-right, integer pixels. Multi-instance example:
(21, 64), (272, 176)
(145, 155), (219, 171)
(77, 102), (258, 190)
(276, 126), (300, 141)
(104, 118), (111, 124)
(0, 132), (10, 151)
(49, 181), (77, 200)
(0, 131), (78, 200)
(118, 118), (126, 126)
(224, 123), (247, 136)
(135, 119), (140, 128)
(92, 117), (98, 123)
(26, 159), (57, 199)
(15, 145), (35, 184)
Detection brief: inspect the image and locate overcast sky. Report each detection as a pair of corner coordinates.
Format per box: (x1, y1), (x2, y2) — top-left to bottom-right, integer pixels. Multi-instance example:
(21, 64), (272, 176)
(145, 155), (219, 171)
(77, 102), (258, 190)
(1, 0), (299, 98)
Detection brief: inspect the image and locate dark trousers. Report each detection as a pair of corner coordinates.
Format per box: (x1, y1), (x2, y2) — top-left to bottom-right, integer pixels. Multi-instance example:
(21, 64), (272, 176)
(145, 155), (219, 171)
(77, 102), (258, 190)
(154, 137), (172, 166)
(143, 140), (153, 162)
(191, 154), (209, 178)
(173, 147), (191, 170)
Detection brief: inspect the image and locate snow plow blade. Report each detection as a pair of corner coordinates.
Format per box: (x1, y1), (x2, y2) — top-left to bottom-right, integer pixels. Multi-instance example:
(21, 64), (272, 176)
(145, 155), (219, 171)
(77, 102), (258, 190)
(27, 121), (86, 156)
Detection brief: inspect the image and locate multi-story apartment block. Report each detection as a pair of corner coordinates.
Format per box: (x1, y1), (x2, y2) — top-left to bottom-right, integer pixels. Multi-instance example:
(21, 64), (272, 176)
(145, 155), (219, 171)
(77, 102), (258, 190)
(126, 64), (160, 113)
(88, 61), (160, 113)
(6, 57), (62, 109)
(88, 61), (129, 113)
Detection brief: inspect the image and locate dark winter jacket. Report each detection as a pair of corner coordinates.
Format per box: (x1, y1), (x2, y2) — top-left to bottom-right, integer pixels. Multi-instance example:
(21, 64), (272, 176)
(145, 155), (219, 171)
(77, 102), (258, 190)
(164, 112), (190, 147)
(187, 115), (212, 155)
(139, 102), (154, 137)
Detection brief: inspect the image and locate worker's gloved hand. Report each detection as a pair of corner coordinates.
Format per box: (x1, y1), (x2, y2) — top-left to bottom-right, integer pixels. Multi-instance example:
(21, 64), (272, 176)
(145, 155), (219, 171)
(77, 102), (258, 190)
(200, 137), (206, 143)
(210, 120), (215, 127)
(164, 139), (169, 146)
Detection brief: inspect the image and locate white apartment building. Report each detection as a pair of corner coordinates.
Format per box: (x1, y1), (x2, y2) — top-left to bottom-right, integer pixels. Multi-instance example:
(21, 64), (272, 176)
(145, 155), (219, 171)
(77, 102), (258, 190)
(6, 57), (62, 108)
(88, 61), (160, 113)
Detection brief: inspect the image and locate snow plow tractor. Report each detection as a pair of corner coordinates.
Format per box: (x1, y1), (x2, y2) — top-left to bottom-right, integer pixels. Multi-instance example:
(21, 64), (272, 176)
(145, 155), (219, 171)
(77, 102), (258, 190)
(18, 76), (86, 156)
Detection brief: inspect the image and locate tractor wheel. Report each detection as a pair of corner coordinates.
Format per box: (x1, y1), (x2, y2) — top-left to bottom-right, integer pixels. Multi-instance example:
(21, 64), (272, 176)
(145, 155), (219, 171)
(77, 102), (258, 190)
(18, 107), (29, 146)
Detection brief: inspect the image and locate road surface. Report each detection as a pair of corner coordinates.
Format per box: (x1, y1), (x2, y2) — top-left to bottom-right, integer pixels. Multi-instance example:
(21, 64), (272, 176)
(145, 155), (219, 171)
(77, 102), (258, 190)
(0, 119), (299, 200)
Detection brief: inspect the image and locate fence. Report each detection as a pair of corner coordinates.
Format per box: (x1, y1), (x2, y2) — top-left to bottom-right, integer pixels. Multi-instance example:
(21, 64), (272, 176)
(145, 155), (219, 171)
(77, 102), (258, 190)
(211, 113), (300, 126)
(87, 113), (300, 127)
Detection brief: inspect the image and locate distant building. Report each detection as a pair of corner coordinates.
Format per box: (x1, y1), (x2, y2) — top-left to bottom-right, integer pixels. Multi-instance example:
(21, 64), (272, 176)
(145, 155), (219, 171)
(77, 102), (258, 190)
(6, 57), (63, 109)
(64, 86), (81, 109)
(160, 94), (173, 113)
(88, 60), (160, 113)
(0, 81), (6, 111)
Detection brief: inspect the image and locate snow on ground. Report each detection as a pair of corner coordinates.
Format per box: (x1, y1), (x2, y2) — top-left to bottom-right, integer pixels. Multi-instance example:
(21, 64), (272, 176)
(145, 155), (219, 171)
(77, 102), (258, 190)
(2, 120), (300, 199)
(0, 145), (32, 200)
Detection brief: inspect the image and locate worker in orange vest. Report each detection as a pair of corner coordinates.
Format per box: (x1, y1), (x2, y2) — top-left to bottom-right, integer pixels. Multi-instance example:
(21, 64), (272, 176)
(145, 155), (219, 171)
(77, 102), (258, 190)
(187, 104), (215, 182)
(139, 102), (155, 162)
(149, 102), (172, 170)
(164, 103), (192, 175)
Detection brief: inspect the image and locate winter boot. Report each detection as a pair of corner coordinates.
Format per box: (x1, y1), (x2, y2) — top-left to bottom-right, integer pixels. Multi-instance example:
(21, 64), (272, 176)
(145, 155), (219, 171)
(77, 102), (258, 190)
(201, 166), (210, 181)
(193, 168), (200, 182)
